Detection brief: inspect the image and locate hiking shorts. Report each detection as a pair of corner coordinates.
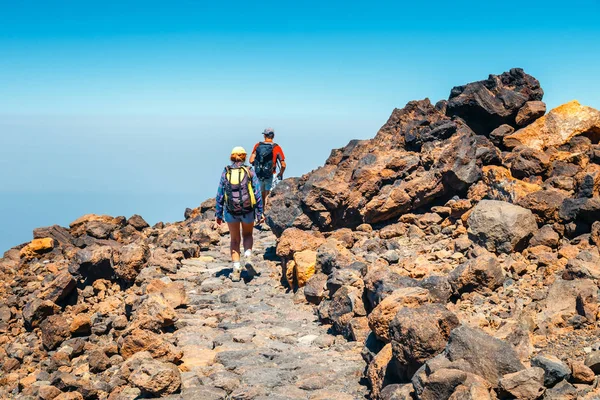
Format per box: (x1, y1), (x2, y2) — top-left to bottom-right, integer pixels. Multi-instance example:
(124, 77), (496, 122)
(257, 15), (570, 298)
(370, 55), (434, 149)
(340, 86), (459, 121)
(258, 176), (273, 192)
(224, 209), (255, 224)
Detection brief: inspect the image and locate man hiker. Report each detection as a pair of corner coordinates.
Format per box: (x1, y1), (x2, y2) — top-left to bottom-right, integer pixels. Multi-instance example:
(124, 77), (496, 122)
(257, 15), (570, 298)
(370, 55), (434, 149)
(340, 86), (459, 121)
(215, 146), (264, 282)
(249, 127), (286, 213)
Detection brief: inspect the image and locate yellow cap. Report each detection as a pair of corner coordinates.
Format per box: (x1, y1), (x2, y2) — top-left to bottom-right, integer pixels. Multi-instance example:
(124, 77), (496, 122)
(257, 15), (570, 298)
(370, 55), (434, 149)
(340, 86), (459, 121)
(231, 146), (247, 155)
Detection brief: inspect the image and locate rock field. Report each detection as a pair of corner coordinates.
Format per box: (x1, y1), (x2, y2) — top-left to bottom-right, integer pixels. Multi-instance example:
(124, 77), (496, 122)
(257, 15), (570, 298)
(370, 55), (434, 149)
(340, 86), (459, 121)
(3, 68), (600, 399)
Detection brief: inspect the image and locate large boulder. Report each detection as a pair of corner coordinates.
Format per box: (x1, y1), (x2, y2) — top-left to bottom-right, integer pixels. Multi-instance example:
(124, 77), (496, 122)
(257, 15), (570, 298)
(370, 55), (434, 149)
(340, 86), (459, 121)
(468, 200), (538, 253)
(448, 253), (505, 295)
(446, 68), (543, 135)
(368, 287), (431, 342)
(389, 304), (460, 380)
(444, 325), (525, 384)
(504, 100), (600, 150)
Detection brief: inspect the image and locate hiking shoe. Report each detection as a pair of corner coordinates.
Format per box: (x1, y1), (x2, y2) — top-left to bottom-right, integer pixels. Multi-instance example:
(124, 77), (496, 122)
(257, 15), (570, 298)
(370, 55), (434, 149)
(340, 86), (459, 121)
(245, 257), (260, 277)
(231, 267), (242, 282)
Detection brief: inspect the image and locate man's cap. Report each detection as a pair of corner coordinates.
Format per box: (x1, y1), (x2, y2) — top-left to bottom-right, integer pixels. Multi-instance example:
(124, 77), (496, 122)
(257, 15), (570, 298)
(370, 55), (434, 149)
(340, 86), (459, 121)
(262, 127), (275, 136)
(231, 146), (247, 155)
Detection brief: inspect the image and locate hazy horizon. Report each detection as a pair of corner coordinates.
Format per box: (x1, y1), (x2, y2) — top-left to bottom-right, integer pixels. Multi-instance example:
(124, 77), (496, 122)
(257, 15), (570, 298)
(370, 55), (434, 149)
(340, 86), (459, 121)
(2, 0), (600, 251)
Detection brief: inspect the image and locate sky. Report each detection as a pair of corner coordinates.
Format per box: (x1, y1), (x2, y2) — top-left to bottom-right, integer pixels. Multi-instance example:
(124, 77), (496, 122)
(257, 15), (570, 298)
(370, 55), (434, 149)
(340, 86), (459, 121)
(1, 0), (600, 250)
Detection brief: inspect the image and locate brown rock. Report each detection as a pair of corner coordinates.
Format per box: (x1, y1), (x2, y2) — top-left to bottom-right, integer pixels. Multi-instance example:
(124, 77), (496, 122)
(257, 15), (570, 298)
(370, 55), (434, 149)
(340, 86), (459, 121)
(515, 100), (546, 126)
(33, 225), (74, 246)
(128, 359), (182, 396)
(390, 304), (459, 379)
(445, 325), (525, 385)
(505, 100), (600, 150)
(23, 299), (61, 329)
(517, 189), (567, 224)
(146, 280), (187, 308)
(42, 271), (76, 303)
(368, 287), (430, 342)
(70, 314), (92, 335)
(499, 367), (545, 400)
(69, 213), (123, 237)
(89, 348), (111, 372)
(591, 221), (600, 248)
(303, 273), (328, 305)
(366, 343), (393, 399)
(504, 146), (550, 179)
(538, 278), (598, 331)
(133, 294), (178, 330)
(116, 242), (150, 281)
(276, 228), (326, 259)
(480, 166), (542, 203)
(127, 214), (150, 230)
(447, 68), (543, 135)
(570, 360), (595, 384)
(71, 244), (115, 281)
(529, 225), (560, 248)
(379, 223), (407, 239)
(119, 328), (182, 363)
(448, 253), (504, 294)
(54, 393), (84, 400)
(38, 385), (62, 400)
(40, 314), (71, 350)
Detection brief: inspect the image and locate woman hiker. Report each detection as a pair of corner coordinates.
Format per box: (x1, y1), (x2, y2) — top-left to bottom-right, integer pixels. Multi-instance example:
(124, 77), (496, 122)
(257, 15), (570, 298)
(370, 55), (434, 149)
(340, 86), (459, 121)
(215, 146), (264, 282)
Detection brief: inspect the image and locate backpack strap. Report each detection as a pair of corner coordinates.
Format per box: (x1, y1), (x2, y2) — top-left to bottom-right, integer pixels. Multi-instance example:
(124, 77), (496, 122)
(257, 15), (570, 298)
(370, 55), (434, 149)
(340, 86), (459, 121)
(242, 166), (257, 208)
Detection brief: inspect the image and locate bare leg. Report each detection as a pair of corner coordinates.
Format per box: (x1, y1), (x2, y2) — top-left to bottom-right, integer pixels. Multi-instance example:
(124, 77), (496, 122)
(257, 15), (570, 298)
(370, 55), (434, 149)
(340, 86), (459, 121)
(262, 190), (270, 211)
(227, 222), (241, 262)
(241, 221), (254, 253)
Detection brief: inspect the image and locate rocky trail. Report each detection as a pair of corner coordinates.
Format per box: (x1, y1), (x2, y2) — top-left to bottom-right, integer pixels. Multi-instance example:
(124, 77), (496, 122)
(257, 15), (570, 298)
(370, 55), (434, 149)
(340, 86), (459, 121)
(4, 68), (600, 400)
(164, 228), (368, 399)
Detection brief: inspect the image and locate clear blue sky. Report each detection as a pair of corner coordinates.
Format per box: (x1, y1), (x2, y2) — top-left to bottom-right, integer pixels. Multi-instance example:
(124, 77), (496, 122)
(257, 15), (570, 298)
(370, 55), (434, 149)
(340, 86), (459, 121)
(1, 0), (599, 249)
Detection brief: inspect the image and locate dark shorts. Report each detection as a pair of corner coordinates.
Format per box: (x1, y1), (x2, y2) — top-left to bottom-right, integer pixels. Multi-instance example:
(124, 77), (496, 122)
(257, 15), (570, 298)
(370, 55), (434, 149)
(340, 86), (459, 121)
(258, 176), (273, 191)
(224, 209), (255, 224)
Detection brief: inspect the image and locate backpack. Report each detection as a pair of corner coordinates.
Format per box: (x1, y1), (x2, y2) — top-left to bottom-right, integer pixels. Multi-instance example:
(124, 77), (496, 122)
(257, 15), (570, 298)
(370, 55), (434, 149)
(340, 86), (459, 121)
(224, 166), (256, 216)
(253, 142), (275, 180)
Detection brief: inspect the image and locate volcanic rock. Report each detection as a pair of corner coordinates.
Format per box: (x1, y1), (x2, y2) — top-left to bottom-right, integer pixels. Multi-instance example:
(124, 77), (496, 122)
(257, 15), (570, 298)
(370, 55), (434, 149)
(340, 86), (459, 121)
(444, 325), (525, 384)
(468, 200), (538, 253)
(389, 304), (459, 379)
(505, 100), (600, 150)
(368, 287), (430, 342)
(498, 367), (545, 400)
(446, 68), (543, 135)
(515, 100), (547, 126)
(530, 354), (570, 387)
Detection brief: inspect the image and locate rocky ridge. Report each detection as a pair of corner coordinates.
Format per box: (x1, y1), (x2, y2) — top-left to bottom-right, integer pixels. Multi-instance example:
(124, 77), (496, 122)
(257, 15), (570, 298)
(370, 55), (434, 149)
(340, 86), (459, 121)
(267, 68), (600, 399)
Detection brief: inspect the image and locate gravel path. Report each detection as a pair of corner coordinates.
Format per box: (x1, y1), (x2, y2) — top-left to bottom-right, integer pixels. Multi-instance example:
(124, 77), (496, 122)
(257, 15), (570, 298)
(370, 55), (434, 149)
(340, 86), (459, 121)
(164, 228), (369, 400)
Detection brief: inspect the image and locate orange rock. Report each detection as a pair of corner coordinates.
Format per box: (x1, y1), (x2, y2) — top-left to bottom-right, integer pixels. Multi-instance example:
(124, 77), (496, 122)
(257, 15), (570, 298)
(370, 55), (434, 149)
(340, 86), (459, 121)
(505, 100), (600, 150)
(19, 238), (55, 260)
(293, 250), (317, 287)
(276, 228), (326, 259)
(70, 314), (91, 334)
